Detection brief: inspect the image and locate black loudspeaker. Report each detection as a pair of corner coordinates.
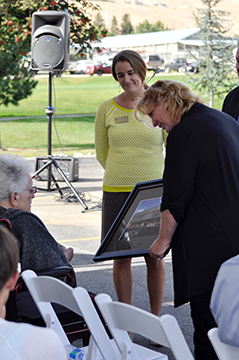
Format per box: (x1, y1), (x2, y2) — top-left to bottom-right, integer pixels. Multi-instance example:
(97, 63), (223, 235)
(35, 156), (79, 182)
(30, 11), (70, 72)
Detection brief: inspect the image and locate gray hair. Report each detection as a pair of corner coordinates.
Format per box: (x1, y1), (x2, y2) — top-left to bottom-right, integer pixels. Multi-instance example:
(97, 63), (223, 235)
(0, 154), (33, 201)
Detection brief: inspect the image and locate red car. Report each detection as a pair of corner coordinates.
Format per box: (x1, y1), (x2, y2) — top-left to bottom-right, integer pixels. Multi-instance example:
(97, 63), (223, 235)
(85, 62), (112, 76)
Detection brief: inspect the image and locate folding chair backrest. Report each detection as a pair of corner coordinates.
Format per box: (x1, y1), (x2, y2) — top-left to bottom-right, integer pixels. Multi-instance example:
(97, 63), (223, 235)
(22, 270), (72, 345)
(95, 293), (194, 360)
(6, 265), (92, 345)
(22, 270), (120, 360)
(208, 328), (239, 360)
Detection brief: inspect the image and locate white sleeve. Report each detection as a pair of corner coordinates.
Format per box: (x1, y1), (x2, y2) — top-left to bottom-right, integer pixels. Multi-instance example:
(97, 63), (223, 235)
(22, 326), (67, 360)
(210, 255), (239, 346)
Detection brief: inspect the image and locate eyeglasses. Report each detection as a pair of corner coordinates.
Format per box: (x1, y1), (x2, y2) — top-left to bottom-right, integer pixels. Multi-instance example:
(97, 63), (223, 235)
(24, 186), (37, 195)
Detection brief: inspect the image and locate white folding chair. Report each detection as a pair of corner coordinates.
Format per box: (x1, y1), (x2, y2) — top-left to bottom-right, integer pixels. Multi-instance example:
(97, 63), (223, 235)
(95, 293), (193, 360)
(208, 328), (239, 360)
(21, 270), (120, 360)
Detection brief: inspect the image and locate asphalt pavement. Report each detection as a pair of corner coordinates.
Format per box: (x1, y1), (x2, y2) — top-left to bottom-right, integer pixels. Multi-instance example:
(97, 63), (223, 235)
(30, 155), (194, 360)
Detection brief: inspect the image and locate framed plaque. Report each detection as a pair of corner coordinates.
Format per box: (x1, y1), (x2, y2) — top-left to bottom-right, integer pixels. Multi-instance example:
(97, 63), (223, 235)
(93, 179), (163, 262)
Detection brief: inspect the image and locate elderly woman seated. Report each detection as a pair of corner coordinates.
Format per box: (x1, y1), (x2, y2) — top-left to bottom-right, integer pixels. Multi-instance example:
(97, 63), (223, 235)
(0, 153), (74, 272)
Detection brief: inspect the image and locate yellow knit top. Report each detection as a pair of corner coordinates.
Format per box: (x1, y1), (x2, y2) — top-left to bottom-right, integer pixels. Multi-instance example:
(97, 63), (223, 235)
(95, 98), (167, 192)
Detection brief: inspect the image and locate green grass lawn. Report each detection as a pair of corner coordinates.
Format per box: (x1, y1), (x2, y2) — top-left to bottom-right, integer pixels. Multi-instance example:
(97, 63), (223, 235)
(0, 73), (230, 157)
(0, 75), (120, 117)
(0, 115), (96, 157)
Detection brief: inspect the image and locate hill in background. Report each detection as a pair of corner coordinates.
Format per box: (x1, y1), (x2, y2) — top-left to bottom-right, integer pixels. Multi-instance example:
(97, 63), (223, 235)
(87, 0), (239, 37)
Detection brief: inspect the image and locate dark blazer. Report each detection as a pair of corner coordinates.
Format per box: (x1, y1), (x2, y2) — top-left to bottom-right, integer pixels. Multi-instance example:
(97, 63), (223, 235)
(222, 85), (239, 122)
(161, 103), (239, 306)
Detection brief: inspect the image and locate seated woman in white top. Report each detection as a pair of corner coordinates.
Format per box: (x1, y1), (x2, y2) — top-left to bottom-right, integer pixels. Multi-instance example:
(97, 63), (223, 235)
(210, 254), (239, 347)
(0, 226), (67, 360)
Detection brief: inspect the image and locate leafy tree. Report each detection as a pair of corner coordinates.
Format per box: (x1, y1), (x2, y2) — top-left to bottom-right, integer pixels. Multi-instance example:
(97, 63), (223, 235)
(109, 15), (120, 36)
(190, 0), (237, 107)
(136, 19), (169, 33)
(120, 14), (134, 35)
(0, 0), (107, 106)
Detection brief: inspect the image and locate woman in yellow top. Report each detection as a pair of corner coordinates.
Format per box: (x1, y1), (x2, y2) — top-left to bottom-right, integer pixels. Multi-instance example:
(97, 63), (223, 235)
(95, 50), (166, 321)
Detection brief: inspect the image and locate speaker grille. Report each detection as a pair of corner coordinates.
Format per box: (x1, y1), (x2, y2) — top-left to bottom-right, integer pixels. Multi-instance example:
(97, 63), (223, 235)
(31, 34), (64, 70)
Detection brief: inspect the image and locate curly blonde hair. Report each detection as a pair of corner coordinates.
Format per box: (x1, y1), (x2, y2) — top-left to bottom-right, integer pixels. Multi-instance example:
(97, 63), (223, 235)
(136, 79), (203, 121)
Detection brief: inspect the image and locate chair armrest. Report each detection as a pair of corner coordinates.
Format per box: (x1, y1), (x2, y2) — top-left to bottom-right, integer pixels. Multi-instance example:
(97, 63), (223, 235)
(37, 265), (74, 278)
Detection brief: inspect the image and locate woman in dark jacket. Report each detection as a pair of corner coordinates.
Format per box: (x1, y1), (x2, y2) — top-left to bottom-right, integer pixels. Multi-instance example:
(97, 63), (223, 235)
(136, 79), (239, 360)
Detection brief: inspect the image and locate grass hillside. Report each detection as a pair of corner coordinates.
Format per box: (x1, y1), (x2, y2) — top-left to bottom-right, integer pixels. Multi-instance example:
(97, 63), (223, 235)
(88, 0), (239, 37)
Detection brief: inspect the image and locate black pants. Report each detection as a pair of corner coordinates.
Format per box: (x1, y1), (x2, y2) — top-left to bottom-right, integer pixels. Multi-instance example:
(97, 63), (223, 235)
(189, 292), (218, 360)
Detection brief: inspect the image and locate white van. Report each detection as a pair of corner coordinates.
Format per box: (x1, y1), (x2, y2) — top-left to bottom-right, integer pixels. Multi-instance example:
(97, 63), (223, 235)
(67, 60), (94, 74)
(75, 60), (95, 74)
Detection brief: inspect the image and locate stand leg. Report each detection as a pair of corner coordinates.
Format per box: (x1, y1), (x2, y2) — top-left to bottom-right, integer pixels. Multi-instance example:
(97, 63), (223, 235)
(32, 159), (64, 198)
(51, 159), (88, 210)
(32, 158), (52, 178)
(33, 72), (88, 210)
(32, 158), (88, 210)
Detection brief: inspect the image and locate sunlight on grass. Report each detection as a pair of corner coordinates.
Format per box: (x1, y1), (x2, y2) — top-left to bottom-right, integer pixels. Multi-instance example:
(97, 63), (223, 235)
(0, 75), (119, 117)
(0, 73), (226, 118)
(0, 116), (95, 158)
(0, 72), (233, 157)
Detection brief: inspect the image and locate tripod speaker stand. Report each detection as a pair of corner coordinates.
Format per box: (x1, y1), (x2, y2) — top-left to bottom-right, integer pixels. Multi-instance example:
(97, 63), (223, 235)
(32, 72), (88, 210)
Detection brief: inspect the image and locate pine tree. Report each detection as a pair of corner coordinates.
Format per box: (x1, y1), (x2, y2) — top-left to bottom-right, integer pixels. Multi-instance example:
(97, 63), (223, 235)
(110, 16), (119, 36)
(189, 0), (237, 107)
(0, 0), (107, 106)
(120, 14), (134, 35)
(93, 12), (104, 28)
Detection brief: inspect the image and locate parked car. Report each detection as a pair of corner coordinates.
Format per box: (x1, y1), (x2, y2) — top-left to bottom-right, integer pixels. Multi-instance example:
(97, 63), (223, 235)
(182, 61), (200, 74)
(163, 58), (188, 73)
(67, 61), (78, 74)
(181, 61), (202, 74)
(85, 62), (112, 76)
(67, 60), (94, 74)
(141, 54), (164, 71)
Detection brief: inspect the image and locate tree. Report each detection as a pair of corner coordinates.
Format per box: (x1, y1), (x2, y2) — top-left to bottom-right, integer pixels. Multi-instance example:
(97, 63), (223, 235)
(190, 0), (237, 107)
(93, 12), (104, 28)
(110, 15), (120, 36)
(0, 0), (107, 107)
(136, 19), (169, 33)
(136, 20), (152, 33)
(152, 20), (170, 32)
(120, 14), (134, 35)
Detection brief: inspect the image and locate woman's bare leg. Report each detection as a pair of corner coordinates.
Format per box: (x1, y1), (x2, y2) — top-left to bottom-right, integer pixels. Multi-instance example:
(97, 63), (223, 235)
(144, 256), (165, 316)
(113, 258), (133, 304)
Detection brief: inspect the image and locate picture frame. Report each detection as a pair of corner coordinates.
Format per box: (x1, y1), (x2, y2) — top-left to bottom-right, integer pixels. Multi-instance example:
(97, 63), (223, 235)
(93, 179), (163, 262)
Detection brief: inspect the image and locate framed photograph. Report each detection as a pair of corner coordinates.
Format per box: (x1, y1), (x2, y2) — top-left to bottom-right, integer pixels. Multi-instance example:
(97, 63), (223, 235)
(93, 179), (163, 262)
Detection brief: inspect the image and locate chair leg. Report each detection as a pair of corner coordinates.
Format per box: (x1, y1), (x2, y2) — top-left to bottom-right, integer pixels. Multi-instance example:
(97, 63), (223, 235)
(83, 329), (91, 346)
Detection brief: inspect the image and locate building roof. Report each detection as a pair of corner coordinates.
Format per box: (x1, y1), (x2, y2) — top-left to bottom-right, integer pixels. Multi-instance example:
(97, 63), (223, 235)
(93, 28), (201, 49)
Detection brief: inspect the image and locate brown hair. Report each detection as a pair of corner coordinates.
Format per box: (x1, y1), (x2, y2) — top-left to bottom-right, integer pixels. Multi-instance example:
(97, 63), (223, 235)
(0, 226), (19, 291)
(112, 50), (146, 83)
(136, 79), (203, 120)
